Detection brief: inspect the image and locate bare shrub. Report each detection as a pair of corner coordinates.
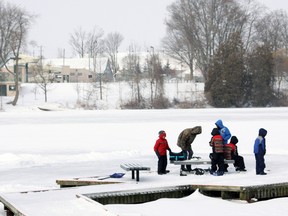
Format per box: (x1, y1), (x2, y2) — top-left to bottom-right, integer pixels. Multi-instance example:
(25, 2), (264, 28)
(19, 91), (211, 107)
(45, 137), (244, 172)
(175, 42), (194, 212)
(120, 99), (148, 109)
(152, 96), (171, 109)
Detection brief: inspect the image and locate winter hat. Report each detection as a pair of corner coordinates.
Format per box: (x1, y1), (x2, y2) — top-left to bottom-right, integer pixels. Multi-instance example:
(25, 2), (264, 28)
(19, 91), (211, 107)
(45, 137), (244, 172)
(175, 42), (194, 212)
(230, 136), (238, 144)
(158, 130), (166, 138)
(259, 128), (267, 138)
(211, 128), (220, 136)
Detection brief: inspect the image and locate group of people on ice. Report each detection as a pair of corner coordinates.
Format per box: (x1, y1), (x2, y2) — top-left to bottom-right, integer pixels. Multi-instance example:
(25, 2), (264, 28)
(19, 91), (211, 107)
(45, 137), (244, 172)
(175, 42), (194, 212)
(153, 119), (267, 176)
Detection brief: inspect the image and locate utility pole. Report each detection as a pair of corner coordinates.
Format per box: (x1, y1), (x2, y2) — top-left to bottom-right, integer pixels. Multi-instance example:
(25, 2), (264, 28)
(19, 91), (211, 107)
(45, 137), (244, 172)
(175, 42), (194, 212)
(39, 46), (43, 66)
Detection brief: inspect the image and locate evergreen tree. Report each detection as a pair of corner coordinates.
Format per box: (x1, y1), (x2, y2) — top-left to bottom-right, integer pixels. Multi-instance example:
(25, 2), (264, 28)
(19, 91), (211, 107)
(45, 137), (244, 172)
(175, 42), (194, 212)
(246, 45), (275, 107)
(205, 32), (246, 107)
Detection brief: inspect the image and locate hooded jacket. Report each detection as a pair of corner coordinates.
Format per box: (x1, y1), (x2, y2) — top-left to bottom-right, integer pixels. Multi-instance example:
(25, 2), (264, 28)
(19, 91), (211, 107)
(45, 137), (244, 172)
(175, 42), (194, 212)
(254, 128), (267, 155)
(177, 126), (202, 150)
(154, 132), (170, 156)
(215, 120), (231, 144)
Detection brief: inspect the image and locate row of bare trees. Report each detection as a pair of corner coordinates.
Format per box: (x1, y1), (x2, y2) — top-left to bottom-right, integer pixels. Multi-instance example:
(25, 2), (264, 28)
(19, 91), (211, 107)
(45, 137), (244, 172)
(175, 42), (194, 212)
(69, 28), (124, 77)
(163, 0), (288, 79)
(69, 28), (124, 101)
(119, 45), (172, 109)
(2, 0), (288, 108)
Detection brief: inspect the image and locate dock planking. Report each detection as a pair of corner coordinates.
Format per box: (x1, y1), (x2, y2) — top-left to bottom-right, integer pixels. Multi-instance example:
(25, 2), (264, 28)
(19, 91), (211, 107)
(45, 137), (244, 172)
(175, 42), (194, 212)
(1, 180), (288, 215)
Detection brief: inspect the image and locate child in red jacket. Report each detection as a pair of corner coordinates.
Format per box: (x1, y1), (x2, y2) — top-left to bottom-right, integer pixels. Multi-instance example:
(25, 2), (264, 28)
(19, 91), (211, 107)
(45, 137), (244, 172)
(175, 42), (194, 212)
(154, 130), (171, 175)
(209, 128), (225, 176)
(224, 136), (246, 172)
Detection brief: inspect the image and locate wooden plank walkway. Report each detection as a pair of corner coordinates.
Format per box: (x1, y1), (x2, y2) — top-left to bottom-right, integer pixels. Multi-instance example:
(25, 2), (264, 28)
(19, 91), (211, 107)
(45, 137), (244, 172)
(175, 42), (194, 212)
(82, 182), (288, 204)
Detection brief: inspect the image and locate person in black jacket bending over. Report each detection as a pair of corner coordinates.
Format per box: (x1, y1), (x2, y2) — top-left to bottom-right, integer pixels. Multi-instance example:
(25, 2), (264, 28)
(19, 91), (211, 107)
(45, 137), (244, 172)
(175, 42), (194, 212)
(177, 126), (202, 172)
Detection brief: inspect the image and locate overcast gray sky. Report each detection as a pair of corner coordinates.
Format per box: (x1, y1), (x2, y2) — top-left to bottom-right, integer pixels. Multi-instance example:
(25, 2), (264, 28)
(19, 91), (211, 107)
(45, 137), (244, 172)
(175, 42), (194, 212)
(7, 0), (288, 58)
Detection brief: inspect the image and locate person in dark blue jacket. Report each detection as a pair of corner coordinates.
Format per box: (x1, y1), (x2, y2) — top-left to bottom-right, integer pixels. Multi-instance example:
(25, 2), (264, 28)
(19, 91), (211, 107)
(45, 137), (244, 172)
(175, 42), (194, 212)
(215, 119), (231, 144)
(254, 128), (267, 175)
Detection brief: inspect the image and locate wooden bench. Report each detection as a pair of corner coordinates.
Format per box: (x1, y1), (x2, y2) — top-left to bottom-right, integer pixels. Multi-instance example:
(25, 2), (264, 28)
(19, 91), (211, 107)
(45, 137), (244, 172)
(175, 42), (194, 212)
(171, 159), (235, 175)
(120, 163), (150, 182)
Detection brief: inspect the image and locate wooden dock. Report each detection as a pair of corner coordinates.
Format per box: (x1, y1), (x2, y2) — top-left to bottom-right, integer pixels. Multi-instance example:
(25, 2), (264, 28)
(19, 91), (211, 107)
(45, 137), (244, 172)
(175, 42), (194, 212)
(1, 181), (288, 215)
(83, 182), (288, 204)
(55, 177), (288, 202)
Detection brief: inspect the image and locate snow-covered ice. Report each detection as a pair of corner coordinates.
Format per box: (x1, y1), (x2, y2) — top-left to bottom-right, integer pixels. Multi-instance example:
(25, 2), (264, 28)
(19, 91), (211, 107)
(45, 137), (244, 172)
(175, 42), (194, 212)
(0, 83), (287, 215)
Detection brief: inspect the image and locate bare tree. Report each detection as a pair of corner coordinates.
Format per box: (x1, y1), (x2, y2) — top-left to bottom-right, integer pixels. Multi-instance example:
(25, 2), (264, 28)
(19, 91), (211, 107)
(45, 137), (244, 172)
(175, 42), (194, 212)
(162, 30), (195, 80)
(121, 43), (144, 107)
(86, 26), (104, 60)
(145, 48), (168, 108)
(31, 62), (54, 102)
(254, 10), (288, 52)
(104, 32), (124, 79)
(0, 1), (34, 106)
(29, 40), (38, 57)
(69, 27), (88, 58)
(163, 0), (260, 81)
(273, 49), (288, 97)
(86, 26), (105, 99)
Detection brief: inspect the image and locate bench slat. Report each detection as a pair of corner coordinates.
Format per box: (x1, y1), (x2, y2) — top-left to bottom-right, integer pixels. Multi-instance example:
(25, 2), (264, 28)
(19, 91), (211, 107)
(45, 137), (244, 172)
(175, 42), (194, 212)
(120, 164), (150, 171)
(172, 159), (234, 165)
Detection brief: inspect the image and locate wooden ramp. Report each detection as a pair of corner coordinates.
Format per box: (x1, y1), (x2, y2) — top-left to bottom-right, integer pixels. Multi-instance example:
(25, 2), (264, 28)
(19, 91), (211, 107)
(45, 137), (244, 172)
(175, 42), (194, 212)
(56, 179), (121, 188)
(0, 186), (119, 216)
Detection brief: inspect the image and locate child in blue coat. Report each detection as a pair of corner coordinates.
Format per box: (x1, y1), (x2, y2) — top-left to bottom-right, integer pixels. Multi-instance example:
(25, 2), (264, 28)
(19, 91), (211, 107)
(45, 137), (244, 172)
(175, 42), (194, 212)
(254, 128), (267, 175)
(215, 119), (231, 144)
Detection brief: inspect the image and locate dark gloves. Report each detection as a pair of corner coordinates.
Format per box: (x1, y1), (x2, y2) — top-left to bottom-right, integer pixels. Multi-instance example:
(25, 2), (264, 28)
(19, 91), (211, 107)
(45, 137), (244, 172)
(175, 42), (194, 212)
(209, 141), (212, 147)
(155, 151), (160, 158)
(209, 153), (214, 160)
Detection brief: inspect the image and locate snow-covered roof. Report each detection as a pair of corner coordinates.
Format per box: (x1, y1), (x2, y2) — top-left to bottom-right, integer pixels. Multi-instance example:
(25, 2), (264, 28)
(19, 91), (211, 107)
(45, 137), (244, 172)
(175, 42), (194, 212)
(42, 57), (109, 72)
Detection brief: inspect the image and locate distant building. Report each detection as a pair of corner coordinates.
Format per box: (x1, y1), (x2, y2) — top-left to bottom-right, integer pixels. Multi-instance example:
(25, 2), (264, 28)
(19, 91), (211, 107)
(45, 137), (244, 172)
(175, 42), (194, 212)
(0, 55), (35, 96)
(41, 52), (195, 83)
(0, 51), (204, 96)
(42, 57), (114, 83)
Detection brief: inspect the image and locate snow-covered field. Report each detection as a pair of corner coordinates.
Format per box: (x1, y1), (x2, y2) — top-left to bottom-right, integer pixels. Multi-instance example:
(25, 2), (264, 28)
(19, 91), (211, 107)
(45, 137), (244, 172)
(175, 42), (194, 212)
(0, 83), (287, 215)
